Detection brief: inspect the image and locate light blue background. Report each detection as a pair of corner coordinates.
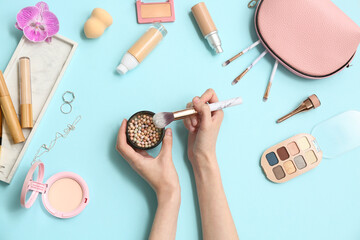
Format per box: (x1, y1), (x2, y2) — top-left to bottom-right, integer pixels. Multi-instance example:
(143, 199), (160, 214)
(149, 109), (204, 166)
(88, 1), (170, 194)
(1, 0), (360, 239)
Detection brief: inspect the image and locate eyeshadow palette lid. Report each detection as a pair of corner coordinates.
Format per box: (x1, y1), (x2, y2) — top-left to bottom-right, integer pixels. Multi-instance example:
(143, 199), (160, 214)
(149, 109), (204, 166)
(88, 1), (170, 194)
(312, 111), (360, 159)
(20, 161), (89, 218)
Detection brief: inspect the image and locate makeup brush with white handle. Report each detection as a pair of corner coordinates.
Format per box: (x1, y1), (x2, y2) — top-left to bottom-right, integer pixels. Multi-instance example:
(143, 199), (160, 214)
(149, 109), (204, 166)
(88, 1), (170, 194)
(153, 97), (243, 128)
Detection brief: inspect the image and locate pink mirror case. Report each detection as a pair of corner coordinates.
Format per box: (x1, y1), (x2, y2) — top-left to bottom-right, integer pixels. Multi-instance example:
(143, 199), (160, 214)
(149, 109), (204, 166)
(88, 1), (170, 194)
(255, 0), (360, 79)
(20, 161), (89, 219)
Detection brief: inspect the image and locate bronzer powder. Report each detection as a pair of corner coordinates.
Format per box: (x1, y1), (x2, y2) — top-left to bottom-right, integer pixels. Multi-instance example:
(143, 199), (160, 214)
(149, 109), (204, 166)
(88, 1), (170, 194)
(48, 178), (83, 213)
(140, 4), (172, 18)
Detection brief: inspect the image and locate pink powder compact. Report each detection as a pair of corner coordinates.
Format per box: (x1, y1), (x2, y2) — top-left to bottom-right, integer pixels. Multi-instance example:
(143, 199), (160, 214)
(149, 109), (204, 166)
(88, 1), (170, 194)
(20, 161), (89, 218)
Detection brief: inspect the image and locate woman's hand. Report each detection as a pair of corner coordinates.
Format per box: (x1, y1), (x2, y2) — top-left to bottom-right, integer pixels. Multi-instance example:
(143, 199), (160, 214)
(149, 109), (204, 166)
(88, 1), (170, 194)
(116, 120), (180, 199)
(117, 120), (181, 240)
(183, 89), (239, 240)
(183, 89), (224, 171)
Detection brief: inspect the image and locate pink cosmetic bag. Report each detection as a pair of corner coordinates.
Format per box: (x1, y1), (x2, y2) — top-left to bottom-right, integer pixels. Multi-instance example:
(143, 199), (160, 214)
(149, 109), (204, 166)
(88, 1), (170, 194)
(254, 0), (360, 79)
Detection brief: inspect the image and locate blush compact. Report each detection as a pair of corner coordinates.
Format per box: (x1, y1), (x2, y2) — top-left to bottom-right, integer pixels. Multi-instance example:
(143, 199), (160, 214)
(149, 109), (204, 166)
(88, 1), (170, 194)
(21, 161), (89, 218)
(136, 0), (175, 24)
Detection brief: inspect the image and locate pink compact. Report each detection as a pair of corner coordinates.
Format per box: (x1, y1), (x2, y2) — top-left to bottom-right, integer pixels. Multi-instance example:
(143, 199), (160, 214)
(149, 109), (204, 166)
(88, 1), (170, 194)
(136, 0), (175, 24)
(21, 161), (89, 219)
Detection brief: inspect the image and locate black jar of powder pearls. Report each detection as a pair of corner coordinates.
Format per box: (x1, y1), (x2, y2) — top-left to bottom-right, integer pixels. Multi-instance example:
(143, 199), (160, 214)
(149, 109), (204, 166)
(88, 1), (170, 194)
(126, 111), (165, 150)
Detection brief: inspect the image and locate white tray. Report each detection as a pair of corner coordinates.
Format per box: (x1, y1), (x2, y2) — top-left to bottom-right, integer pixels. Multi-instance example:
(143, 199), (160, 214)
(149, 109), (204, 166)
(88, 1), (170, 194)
(0, 34), (77, 183)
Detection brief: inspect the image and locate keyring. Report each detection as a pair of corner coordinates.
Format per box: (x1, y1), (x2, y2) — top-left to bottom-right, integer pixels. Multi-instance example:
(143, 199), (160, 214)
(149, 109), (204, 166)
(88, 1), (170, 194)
(60, 102), (72, 114)
(62, 91), (75, 104)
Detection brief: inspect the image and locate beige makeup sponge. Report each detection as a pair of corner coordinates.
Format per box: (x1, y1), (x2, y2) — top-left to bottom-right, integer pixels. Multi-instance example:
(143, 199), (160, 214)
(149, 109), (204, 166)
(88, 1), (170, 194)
(84, 8), (113, 38)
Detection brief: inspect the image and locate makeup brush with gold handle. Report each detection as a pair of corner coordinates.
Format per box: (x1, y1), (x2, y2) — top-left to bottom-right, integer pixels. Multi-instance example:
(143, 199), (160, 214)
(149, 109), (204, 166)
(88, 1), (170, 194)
(277, 94), (321, 123)
(153, 97), (243, 128)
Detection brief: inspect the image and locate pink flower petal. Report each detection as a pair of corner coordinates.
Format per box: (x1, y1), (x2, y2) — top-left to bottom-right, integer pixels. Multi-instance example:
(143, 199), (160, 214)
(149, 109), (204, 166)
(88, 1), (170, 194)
(15, 22), (22, 30)
(35, 2), (49, 12)
(23, 25), (48, 42)
(16, 6), (40, 29)
(41, 11), (59, 37)
(45, 37), (52, 43)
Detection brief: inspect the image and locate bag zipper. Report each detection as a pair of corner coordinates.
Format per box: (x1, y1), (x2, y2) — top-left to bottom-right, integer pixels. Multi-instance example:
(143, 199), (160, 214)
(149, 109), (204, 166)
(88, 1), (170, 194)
(248, 0), (259, 8)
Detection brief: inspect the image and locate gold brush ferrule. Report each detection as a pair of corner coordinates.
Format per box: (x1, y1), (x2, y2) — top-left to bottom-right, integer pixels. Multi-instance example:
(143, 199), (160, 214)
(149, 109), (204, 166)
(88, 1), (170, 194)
(228, 51), (244, 63)
(232, 68), (249, 85)
(173, 108), (198, 120)
(263, 82), (272, 101)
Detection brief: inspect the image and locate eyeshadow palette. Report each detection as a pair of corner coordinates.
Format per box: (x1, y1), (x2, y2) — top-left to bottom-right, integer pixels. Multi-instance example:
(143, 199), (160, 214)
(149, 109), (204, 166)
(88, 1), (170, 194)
(261, 133), (323, 183)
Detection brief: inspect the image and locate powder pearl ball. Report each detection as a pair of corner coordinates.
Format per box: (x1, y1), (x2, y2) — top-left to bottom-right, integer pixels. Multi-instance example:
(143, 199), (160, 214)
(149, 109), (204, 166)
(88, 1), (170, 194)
(127, 112), (163, 149)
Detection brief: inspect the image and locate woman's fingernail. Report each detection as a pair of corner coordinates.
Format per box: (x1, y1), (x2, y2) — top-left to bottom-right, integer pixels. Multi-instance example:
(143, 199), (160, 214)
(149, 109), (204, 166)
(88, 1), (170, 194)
(194, 97), (200, 103)
(192, 118), (197, 126)
(166, 128), (172, 136)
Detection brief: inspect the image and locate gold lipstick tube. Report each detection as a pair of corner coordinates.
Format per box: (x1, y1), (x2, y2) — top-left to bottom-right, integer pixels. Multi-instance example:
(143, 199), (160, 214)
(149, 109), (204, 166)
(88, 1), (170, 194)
(0, 70), (25, 143)
(19, 57), (33, 129)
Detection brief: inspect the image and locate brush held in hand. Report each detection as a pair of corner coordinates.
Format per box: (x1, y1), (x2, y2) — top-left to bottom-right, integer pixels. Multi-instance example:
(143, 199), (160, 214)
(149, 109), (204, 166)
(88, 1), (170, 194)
(153, 97), (243, 128)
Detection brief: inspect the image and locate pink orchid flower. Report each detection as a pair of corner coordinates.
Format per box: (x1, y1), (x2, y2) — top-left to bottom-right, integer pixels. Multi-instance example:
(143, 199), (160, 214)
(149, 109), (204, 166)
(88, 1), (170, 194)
(15, 2), (59, 42)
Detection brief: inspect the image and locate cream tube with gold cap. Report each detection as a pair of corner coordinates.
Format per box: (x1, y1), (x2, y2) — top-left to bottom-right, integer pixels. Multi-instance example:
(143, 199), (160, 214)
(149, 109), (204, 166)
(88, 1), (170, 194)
(117, 23), (167, 74)
(191, 2), (223, 54)
(0, 70), (25, 144)
(19, 57), (33, 129)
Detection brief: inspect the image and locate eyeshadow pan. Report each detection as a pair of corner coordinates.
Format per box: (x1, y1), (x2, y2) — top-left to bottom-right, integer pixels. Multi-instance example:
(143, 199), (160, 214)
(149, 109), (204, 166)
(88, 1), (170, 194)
(277, 147), (289, 160)
(273, 166), (286, 180)
(284, 160), (296, 174)
(266, 152), (279, 166)
(305, 150), (318, 164)
(297, 137), (310, 151)
(294, 155), (307, 170)
(287, 142), (300, 156)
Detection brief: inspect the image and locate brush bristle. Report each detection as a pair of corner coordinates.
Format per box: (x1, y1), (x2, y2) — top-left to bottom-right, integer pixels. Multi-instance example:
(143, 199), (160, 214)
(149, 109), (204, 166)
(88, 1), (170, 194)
(222, 60), (230, 67)
(153, 112), (174, 128)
